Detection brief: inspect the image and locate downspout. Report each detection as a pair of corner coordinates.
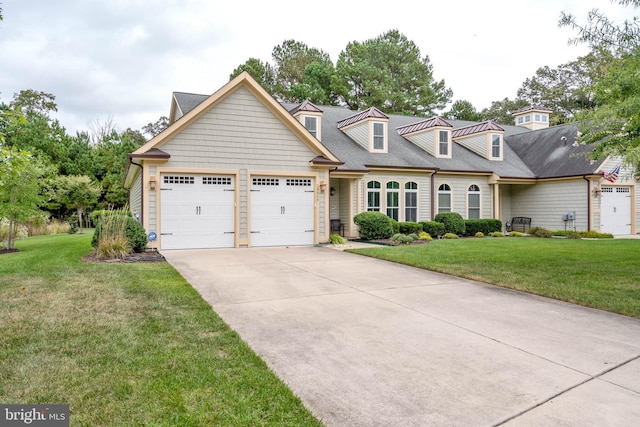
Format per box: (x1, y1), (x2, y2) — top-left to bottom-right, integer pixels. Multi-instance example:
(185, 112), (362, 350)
(583, 175), (592, 231)
(129, 160), (144, 226)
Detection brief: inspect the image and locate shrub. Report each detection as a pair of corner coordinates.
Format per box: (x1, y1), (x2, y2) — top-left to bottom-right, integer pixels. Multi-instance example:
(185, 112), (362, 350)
(397, 235), (415, 244)
(408, 233), (419, 240)
(391, 233), (404, 241)
(475, 232), (484, 238)
(419, 221), (445, 238)
(443, 232), (459, 239)
(418, 232), (433, 241)
(329, 234), (346, 245)
(434, 212), (465, 235)
(125, 217), (148, 253)
(398, 221), (422, 234)
(353, 211), (394, 240)
(464, 219), (502, 236)
(509, 231), (525, 237)
(580, 230), (613, 239)
(68, 214), (80, 234)
(489, 231), (505, 237)
(529, 226), (553, 238)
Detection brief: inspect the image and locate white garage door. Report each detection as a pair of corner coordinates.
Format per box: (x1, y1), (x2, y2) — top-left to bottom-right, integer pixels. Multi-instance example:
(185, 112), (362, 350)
(250, 177), (315, 247)
(160, 175), (235, 249)
(601, 186), (631, 235)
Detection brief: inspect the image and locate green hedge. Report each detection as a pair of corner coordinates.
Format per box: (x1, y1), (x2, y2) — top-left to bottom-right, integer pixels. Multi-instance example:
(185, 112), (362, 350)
(434, 212), (466, 235)
(464, 219), (502, 236)
(419, 221), (445, 237)
(398, 221), (422, 234)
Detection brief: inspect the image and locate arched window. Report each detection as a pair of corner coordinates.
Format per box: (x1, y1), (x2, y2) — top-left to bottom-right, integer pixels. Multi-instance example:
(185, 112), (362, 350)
(405, 182), (418, 222)
(367, 181), (381, 211)
(438, 184), (452, 213)
(386, 181), (400, 221)
(468, 184), (480, 219)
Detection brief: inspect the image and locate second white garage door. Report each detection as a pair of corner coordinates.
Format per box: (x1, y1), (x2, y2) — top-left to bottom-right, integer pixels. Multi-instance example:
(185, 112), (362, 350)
(250, 177), (315, 247)
(601, 186), (631, 235)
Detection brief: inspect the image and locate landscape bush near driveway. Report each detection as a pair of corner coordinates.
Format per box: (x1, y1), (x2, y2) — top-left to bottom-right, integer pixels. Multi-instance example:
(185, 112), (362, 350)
(350, 238), (640, 319)
(0, 233), (321, 426)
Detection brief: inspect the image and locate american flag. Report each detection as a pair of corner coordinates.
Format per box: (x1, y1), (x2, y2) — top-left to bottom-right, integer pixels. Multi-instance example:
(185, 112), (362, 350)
(603, 164), (621, 183)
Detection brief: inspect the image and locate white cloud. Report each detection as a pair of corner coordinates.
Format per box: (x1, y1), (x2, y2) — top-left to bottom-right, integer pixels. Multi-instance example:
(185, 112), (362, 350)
(0, 0), (634, 134)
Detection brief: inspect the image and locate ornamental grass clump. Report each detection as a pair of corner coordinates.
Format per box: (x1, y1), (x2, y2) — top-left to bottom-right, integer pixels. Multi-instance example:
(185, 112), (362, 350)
(329, 234), (346, 245)
(93, 208), (131, 259)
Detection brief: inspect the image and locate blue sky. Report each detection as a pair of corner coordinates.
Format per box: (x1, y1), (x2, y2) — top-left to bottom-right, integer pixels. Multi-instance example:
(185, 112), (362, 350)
(0, 0), (632, 135)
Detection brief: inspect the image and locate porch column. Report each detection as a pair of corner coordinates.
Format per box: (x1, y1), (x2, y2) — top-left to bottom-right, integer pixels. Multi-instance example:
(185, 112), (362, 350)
(493, 183), (500, 220)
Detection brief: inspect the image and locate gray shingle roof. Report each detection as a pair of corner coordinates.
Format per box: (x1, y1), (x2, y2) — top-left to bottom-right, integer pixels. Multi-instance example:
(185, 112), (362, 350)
(173, 92), (208, 119)
(506, 124), (603, 178)
(173, 92), (600, 179)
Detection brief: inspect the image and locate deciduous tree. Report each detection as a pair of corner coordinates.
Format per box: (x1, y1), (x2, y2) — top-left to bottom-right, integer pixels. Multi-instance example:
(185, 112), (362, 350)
(0, 147), (47, 249)
(55, 175), (101, 233)
(560, 0), (640, 169)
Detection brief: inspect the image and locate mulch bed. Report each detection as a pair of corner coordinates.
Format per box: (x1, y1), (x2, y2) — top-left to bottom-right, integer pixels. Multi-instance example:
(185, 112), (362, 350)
(0, 247), (20, 255)
(82, 251), (166, 263)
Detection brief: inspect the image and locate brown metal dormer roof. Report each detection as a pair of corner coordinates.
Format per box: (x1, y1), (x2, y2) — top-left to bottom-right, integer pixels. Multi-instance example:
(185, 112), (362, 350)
(289, 100), (323, 115)
(452, 120), (504, 138)
(396, 116), (452, 136)
(337, 107), (388, 129)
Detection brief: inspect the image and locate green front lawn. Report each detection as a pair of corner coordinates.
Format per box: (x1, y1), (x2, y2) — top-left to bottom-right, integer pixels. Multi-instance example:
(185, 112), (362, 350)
(0, 233), (320, 426)
(350, 238), (640, 318)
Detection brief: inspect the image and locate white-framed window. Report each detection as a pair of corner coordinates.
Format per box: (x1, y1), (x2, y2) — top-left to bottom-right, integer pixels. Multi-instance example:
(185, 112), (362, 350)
(468, 184), (480, 219)
(517, 116), (524, 124)
(438, 130), (450, 156)
(386, 181), (400, 221)
(438, 183), (452, 213)
(373, 122), (385, 151)
(367, 181), (381, 211)
(491, 134), (501, 159)
(304, 116), (317, 138)
(534, 114), (541, 122)
(405, 182), (418, 222)
(541, 115), (548, 122)
(525, 115), (531, 123)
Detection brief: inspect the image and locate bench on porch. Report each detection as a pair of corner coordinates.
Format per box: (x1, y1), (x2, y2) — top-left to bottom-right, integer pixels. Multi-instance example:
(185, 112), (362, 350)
(330, 219), (345, 237)
(506, 217), (532, 233)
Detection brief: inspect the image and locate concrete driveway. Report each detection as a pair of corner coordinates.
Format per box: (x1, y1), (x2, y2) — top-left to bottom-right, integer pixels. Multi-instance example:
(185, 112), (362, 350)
(163, 246), (640, 426)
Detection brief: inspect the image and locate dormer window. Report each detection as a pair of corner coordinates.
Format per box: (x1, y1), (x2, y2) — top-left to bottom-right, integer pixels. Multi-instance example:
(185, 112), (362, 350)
(373, 122), (385, 151)
(304, 116), (318, 138)
(438, 130), (450, 157)
(491, 134), (502, 159)
(337, 107), (389, 153)
(289, 101), (323, 140)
